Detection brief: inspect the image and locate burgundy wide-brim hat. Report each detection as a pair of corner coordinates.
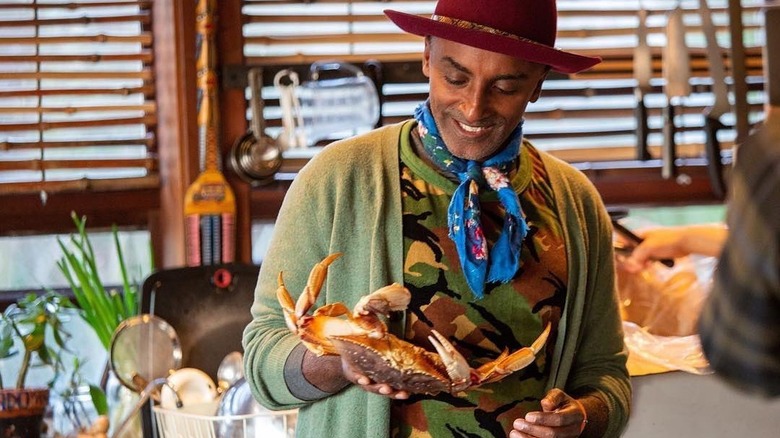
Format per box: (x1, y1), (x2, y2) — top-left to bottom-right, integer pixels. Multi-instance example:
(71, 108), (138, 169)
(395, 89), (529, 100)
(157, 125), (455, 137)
(384, 0), (601, 74)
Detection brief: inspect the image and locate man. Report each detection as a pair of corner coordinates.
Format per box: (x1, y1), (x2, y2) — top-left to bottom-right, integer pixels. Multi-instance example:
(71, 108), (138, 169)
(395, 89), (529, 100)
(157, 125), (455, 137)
(243, 0), (631, 436)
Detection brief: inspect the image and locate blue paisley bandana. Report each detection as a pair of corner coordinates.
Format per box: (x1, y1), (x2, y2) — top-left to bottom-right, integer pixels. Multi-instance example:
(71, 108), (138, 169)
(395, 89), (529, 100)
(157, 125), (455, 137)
(413, 101), (529, 299)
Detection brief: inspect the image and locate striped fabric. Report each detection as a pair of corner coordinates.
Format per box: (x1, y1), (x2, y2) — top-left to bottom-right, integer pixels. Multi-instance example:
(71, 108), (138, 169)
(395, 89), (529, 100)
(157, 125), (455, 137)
(698, 124), (780, 397)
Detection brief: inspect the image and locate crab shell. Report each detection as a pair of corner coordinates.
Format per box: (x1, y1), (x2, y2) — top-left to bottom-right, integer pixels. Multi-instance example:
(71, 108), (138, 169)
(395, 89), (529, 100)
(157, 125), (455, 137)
(331, 333), (456, 395)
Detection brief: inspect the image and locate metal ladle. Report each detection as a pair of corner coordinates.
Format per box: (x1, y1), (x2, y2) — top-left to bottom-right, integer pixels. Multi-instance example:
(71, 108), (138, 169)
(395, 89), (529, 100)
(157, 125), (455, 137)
(229, 67), (283, 186)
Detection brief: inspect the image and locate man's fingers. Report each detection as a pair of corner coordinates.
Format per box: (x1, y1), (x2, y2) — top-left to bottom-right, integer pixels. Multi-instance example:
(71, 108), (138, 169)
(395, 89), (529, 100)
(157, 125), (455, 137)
(346, 369), (410, 399)
(540, 388), (567, 411)
(514, 417), (583, 438)
(525, 411), (567, 427)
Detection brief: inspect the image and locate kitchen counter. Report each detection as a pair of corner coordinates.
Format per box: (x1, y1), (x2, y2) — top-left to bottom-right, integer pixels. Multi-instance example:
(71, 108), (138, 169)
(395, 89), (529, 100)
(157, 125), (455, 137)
(623, 371), (780, 437)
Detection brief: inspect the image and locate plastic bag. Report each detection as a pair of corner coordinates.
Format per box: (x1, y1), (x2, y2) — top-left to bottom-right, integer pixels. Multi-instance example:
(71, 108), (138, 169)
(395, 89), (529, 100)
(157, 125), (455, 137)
(615, 252), (717, 375)
(615, 254), (714, 336)
(621, 321), (712, 375)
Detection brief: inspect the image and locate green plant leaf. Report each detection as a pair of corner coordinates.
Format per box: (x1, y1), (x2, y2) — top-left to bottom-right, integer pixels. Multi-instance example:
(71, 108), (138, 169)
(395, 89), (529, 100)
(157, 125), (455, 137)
(89, 384), (109, 416)
(0, 321), (16, 358)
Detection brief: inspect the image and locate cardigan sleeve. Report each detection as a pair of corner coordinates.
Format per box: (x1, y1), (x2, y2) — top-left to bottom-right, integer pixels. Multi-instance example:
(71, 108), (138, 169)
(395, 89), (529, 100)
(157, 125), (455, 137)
(542, 153), (632, 437)
(242, 123), (406, 413)
(241, 150), (338, 410)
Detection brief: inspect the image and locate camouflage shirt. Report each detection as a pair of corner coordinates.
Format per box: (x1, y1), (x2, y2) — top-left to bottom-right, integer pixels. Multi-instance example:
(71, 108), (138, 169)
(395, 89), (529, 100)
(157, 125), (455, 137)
(391, 128), (568, 437)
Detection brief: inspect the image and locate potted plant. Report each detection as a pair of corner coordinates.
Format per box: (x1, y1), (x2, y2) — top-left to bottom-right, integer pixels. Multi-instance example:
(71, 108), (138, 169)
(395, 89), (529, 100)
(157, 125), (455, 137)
(0, 292), (72, 437)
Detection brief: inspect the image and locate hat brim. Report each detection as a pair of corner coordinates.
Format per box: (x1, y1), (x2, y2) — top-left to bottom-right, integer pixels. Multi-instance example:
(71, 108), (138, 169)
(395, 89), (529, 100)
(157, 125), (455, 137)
(384, 10), (601, 74)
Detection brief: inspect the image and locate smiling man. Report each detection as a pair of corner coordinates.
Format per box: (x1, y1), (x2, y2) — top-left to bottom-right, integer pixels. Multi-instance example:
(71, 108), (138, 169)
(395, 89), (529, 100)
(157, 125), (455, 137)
(243, 1), (631, 437)
(421, 37), (548, 162)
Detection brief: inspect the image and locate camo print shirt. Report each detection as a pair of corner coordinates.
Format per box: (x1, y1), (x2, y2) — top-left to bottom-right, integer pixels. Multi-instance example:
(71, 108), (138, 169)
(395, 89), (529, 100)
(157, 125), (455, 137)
(390, 129), (567, 437)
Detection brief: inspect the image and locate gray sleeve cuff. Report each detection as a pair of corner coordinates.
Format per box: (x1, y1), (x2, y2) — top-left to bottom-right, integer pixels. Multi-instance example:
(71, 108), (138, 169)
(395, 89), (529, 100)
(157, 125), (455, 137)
(283, 343), (337, 401)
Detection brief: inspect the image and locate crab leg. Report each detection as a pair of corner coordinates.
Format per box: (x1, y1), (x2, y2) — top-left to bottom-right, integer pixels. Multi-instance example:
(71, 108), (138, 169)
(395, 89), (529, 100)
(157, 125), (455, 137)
(474, 322), (552, 384)
(429, 322), (552, 392)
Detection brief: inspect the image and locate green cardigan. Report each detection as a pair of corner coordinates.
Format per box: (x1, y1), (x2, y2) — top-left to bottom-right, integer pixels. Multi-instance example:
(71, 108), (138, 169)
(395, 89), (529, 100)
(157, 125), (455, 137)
(242, 121), (631, 437)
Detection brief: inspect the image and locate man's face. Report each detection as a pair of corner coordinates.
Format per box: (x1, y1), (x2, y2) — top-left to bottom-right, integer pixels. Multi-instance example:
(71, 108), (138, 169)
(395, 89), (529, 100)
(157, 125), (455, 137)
(422, 37), (548, 162)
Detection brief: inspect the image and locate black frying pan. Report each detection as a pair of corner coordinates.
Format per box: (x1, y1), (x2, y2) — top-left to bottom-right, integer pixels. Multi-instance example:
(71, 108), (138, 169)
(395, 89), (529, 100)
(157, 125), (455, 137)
(140, 263), (260, 383)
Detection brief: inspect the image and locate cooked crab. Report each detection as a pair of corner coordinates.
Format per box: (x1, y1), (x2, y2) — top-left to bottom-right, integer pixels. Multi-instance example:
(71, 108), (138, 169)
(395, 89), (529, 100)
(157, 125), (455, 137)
(277, 253), (551, 395)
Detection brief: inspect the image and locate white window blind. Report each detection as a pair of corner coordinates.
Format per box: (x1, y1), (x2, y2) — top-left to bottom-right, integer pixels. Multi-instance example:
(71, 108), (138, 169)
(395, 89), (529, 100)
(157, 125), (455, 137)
(0, 0), (157, 196)
(241, 0), (766, 163)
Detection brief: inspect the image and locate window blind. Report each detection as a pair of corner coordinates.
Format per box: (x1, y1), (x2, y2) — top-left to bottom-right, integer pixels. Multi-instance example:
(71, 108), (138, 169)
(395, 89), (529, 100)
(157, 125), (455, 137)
(0, 0), (157, 197)
(241, 0), (765, 164)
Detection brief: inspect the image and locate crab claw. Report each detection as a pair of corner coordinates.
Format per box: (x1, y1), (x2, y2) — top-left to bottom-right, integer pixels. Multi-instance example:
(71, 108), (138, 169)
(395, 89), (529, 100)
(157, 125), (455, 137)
(277, 253), (343, 334)
(276, 272), (298, 333)
(353, 283), (411, 316)
(427, 330), (471, 391)
(296, 252), (343, 319)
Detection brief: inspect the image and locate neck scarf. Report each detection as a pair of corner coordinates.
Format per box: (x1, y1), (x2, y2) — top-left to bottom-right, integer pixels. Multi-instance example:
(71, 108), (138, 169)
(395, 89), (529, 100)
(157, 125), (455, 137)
(413, 101), (529, 299)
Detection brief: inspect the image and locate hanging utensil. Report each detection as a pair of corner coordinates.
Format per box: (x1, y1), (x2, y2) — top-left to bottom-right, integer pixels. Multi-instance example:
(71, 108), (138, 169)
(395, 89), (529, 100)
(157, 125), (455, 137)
(229, 67), (283, 186)
(634, 5), (653, 160)
(766, 5), (780, 110)
(275, 69), (307, 150)
(661, 5), (691, 180)
(184, 0), (236, 266)
(699, 0), (729, 199)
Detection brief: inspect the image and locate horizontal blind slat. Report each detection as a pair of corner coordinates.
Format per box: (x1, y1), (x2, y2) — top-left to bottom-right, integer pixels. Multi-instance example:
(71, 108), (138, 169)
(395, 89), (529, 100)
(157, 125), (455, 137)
(0, 174), (159, 196)
(0, 115), (156, 132)
(0, 71), (154, 80)
(0, 85), (155, 99)
(0, 1), (152, 10)
(0, 103), (156, 114)
(0, 158), (156, 172)
(0, 136), (155, 151)
(0, 34), (152, 45)
(0, 13), (150, 28)
(0, 52), (153, 62)
(243, 23), (760, 46)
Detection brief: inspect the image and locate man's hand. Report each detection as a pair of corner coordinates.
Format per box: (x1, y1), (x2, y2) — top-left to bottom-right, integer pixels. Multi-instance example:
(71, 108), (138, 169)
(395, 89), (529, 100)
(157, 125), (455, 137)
(341, 355), (410, 400)
(510, 388), (588, 438)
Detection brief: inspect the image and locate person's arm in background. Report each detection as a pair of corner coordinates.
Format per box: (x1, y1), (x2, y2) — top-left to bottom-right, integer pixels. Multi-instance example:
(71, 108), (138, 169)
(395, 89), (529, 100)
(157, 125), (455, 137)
(621, 223), (728, 273)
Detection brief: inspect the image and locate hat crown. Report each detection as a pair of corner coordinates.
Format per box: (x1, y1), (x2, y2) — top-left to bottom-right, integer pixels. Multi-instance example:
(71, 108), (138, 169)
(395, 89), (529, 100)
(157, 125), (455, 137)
(434, 0), (557, 47)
